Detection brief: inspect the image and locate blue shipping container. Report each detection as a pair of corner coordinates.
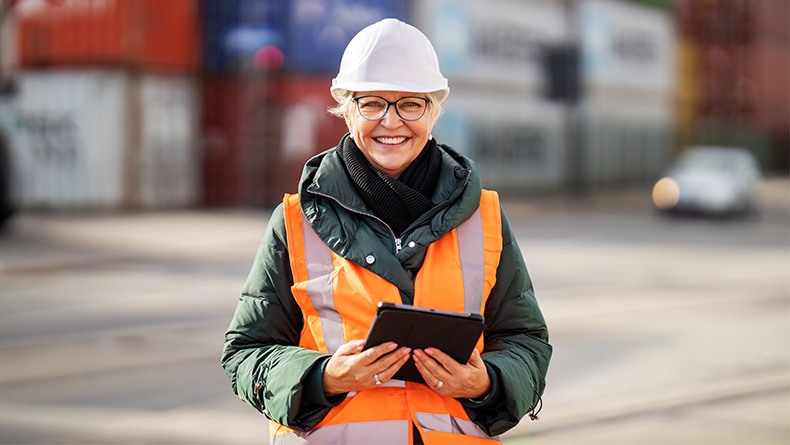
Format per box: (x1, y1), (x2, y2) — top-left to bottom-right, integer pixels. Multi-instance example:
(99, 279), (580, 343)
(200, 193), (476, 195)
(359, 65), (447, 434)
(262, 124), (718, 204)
(286, 0), (409, 73)
(200, 0), (289, 72)
(200, 0), (408, 74)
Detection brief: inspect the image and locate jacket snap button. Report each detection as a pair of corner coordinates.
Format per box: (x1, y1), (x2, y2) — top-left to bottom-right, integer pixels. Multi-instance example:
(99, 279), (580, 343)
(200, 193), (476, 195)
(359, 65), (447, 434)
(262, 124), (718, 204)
(365, 255), (375, 264)
(408, 241), (416, 248)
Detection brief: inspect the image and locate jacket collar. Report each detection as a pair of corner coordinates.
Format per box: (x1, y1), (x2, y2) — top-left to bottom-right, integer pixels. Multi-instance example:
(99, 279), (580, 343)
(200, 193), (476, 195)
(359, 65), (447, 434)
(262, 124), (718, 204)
(297, 134), (482, 257)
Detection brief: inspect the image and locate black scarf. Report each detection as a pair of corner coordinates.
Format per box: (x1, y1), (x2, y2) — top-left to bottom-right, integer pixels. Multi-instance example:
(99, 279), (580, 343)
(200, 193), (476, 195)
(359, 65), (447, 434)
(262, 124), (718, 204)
(338, 134), (441, 236)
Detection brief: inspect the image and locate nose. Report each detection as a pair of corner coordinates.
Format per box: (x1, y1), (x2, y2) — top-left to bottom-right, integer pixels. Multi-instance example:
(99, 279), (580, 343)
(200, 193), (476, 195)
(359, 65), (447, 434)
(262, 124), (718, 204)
(380, 104), (403, 128)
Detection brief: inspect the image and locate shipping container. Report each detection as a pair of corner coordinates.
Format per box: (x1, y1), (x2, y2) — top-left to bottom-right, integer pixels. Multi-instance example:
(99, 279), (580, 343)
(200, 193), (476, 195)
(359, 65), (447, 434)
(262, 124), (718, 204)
(200, 0), (408, 75)
(17, 0), (199, 71)
(578, 0), (675, 186)
(201, 73), (347, 207)
(138, 74), (201, 208)
(413, 0), (568, 93)
(433, 90), (567, 193)
(10, 69), (200, 209)
(199, 0), (288, 73)
(286, 0), (408, 73)
(582, 103), (672, 186)
(580, 0), (674, 94)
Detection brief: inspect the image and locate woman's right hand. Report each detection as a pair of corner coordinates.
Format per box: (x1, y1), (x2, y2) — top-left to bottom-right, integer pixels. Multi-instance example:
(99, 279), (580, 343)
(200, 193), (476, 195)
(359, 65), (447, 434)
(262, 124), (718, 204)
(323, 340), (411, 396)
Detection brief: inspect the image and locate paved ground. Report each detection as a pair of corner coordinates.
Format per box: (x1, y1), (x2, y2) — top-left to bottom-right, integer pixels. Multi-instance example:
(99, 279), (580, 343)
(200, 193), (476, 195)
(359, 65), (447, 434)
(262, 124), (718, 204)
(0, 178), (787, 444)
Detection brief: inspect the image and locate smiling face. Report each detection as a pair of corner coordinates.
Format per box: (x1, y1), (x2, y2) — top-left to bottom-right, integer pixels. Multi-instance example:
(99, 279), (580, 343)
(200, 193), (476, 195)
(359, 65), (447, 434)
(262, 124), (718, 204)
(345, 91), (436, 178)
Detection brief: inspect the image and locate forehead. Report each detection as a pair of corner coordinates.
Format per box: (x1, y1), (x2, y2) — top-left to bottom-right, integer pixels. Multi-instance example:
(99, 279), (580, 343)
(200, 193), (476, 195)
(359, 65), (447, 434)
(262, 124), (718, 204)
(353, 91), (427, 100)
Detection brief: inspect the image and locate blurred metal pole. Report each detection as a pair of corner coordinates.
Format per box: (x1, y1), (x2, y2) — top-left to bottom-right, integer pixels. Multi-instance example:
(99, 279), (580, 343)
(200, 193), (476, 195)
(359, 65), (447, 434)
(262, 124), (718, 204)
(566, 0), (587, 197)
(543, 0), (586, 196)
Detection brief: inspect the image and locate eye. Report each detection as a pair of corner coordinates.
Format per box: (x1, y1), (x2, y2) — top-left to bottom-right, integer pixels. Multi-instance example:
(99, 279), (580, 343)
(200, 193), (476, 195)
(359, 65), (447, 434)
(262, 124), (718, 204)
(359, 99), (385, 110)
(399, 100), (424, 110)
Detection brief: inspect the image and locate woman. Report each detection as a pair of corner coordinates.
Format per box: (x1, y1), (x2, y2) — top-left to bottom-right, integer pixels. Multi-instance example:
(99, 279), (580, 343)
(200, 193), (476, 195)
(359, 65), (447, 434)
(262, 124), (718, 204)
(222, 18), (551, 444)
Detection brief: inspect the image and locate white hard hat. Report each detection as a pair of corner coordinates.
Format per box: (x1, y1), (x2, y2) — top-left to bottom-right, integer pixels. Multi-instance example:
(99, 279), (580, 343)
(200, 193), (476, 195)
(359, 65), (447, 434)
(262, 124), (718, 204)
(331, 18), (449, 103)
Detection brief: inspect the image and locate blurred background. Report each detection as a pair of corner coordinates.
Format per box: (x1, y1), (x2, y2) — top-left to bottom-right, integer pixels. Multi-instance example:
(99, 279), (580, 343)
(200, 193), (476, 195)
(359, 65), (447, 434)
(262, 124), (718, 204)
(0, 0), (787, 444)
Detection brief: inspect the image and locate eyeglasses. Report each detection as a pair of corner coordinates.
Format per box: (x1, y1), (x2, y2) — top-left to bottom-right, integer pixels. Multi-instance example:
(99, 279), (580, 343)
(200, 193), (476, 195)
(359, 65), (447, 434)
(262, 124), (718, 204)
(352, 96), (430, 121)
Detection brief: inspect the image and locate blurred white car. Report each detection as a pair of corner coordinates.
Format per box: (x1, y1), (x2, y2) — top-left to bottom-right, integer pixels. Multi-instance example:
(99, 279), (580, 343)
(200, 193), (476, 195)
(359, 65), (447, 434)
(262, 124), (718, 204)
(652, 146), (761, 216)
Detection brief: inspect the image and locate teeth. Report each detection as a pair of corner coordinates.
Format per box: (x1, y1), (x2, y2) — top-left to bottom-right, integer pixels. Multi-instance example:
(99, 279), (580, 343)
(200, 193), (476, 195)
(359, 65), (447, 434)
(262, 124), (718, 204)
(376, 137), (407, 145)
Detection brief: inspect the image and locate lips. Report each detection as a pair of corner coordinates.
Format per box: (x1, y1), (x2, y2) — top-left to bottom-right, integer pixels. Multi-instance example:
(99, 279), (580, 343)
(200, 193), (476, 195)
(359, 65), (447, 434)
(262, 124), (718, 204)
(374, 136), (407, 145)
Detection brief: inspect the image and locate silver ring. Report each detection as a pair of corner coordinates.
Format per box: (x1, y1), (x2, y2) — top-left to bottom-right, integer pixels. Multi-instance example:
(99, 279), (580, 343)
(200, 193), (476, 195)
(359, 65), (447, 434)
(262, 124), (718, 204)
(374, 374), (382, 386)
(435, 380), (443, 389)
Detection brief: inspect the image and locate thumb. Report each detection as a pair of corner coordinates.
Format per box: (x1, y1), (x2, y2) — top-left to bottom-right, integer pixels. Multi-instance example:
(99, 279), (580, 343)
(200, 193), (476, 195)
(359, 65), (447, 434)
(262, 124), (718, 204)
(468, 348), (485, 368)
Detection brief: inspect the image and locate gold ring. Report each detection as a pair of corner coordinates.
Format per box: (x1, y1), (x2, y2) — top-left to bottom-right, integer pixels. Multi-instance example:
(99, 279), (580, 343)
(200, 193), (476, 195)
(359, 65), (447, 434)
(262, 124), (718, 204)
(374, 374), (382, 386)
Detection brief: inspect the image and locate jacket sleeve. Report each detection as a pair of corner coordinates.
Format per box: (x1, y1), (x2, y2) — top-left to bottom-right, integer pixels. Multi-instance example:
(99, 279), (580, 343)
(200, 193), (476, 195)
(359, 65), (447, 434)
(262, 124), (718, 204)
(461, 205), (552, 436)
(221, 204), (344, 431)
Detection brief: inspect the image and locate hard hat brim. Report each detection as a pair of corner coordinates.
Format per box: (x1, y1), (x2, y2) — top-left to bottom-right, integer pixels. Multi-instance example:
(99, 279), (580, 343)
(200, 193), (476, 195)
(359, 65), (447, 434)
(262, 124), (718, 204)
(331, 81), (449, 104)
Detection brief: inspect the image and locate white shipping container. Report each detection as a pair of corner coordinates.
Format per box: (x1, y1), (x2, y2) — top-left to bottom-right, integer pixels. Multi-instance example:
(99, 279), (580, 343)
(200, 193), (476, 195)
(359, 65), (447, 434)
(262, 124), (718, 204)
(414, 0), (568, 93)
(139, 74), (200, 208)
(10, 69), (199, 209)
(580, 0), (675, 93)
(582, 99), (673, 186)
(578, 0), (676, 186)
(12, 70), (127, 208)
(434, 91), (567, 192)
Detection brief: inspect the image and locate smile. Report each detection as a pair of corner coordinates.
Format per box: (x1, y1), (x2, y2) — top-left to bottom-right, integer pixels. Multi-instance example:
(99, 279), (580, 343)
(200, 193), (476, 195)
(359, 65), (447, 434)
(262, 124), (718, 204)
(375, 136), (407, 145)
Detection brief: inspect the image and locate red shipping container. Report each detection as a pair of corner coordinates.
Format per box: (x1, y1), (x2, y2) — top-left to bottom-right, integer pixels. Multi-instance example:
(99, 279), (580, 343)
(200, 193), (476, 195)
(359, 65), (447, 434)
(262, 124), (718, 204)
(17, 0), (199, 71)
(201, 74), (347, 207)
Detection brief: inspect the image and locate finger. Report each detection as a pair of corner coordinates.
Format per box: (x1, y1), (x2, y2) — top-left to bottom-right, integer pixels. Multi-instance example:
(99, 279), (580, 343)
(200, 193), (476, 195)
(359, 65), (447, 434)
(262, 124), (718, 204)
(413, 349), (450, 381)
(379, 349), (411, 382)
(375, 347), (411, 372)
(335, 339), (366, 356)
(423, 347), (460, 371)
(357, 342), (398, 364)
(413, 352), (446, 390)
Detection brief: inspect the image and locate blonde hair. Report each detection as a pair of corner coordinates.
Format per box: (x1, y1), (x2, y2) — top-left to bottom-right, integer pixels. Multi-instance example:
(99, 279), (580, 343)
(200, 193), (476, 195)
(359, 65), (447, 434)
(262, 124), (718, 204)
(328, 91), (443, 125)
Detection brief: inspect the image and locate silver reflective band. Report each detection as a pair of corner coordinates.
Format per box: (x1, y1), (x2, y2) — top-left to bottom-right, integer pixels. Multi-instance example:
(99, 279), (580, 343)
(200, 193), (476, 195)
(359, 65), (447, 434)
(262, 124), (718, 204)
(415, 412), (494, 440)
(301, 215), (343, 354)
(456, 205), (486, 314)
(272, 420), (409, 444)
(347, 378), (405, 397)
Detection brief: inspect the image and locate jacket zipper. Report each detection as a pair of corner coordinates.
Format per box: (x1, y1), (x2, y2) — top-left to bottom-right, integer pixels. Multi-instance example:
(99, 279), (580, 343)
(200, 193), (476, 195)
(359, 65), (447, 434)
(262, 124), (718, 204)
(309, 190), (400, 254)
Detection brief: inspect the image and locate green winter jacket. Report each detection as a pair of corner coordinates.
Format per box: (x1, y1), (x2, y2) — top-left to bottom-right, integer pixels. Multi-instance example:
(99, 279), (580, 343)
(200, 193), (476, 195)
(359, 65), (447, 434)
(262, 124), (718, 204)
(222, 137), (552, 436)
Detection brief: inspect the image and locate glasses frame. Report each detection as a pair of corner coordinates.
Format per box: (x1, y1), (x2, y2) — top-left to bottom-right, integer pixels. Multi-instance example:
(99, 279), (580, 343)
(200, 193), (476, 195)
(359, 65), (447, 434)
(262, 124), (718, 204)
(352, 95), (430, 122)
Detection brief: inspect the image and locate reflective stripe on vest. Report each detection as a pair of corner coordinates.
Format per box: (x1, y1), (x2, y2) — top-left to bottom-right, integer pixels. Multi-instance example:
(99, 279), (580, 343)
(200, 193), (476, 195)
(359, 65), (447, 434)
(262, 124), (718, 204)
(271, 420), (409, 445)
(280, 191), (503, 444)
(301, 213), (344, 353)
(415, 412), (490, 439)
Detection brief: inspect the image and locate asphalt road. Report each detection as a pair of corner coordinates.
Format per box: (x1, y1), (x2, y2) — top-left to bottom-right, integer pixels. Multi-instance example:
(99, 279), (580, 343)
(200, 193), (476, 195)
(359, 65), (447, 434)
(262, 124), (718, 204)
(0, 180), (787, 444)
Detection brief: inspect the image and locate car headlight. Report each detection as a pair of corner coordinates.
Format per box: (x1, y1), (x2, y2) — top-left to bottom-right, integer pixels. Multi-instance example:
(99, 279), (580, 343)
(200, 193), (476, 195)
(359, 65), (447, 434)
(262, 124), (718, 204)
(653, 177), (680, 210)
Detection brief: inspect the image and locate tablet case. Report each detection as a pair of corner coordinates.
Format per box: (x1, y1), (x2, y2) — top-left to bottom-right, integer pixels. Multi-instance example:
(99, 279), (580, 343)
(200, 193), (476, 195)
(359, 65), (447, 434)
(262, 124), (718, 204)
(363, 302), (485, 383)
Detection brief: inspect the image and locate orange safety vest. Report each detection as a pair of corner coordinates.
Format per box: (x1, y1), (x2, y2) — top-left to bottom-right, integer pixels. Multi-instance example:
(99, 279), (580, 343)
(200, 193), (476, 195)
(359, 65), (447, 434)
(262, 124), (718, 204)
(274, 190), (503, 445)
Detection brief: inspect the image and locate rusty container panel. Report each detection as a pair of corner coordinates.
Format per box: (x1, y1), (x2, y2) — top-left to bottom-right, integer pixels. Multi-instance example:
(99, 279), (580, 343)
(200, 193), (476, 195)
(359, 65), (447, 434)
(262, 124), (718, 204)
(17, 0), (199, 71)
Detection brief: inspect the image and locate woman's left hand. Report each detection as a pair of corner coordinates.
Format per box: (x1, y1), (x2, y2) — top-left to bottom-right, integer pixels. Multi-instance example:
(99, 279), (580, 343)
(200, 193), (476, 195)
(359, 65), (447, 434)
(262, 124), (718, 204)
(412, 348), (491, 399)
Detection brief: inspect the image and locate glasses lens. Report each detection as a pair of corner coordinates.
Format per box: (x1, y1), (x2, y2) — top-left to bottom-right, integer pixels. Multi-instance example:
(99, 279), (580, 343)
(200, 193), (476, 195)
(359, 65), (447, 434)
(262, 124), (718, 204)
(356, 97), (388, 120)
(396, 97), (427, 121)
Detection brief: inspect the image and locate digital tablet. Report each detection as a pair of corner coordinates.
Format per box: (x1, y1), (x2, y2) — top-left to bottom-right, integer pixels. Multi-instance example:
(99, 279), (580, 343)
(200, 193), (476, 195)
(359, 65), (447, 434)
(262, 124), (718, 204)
(363, 302), (485, 383)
